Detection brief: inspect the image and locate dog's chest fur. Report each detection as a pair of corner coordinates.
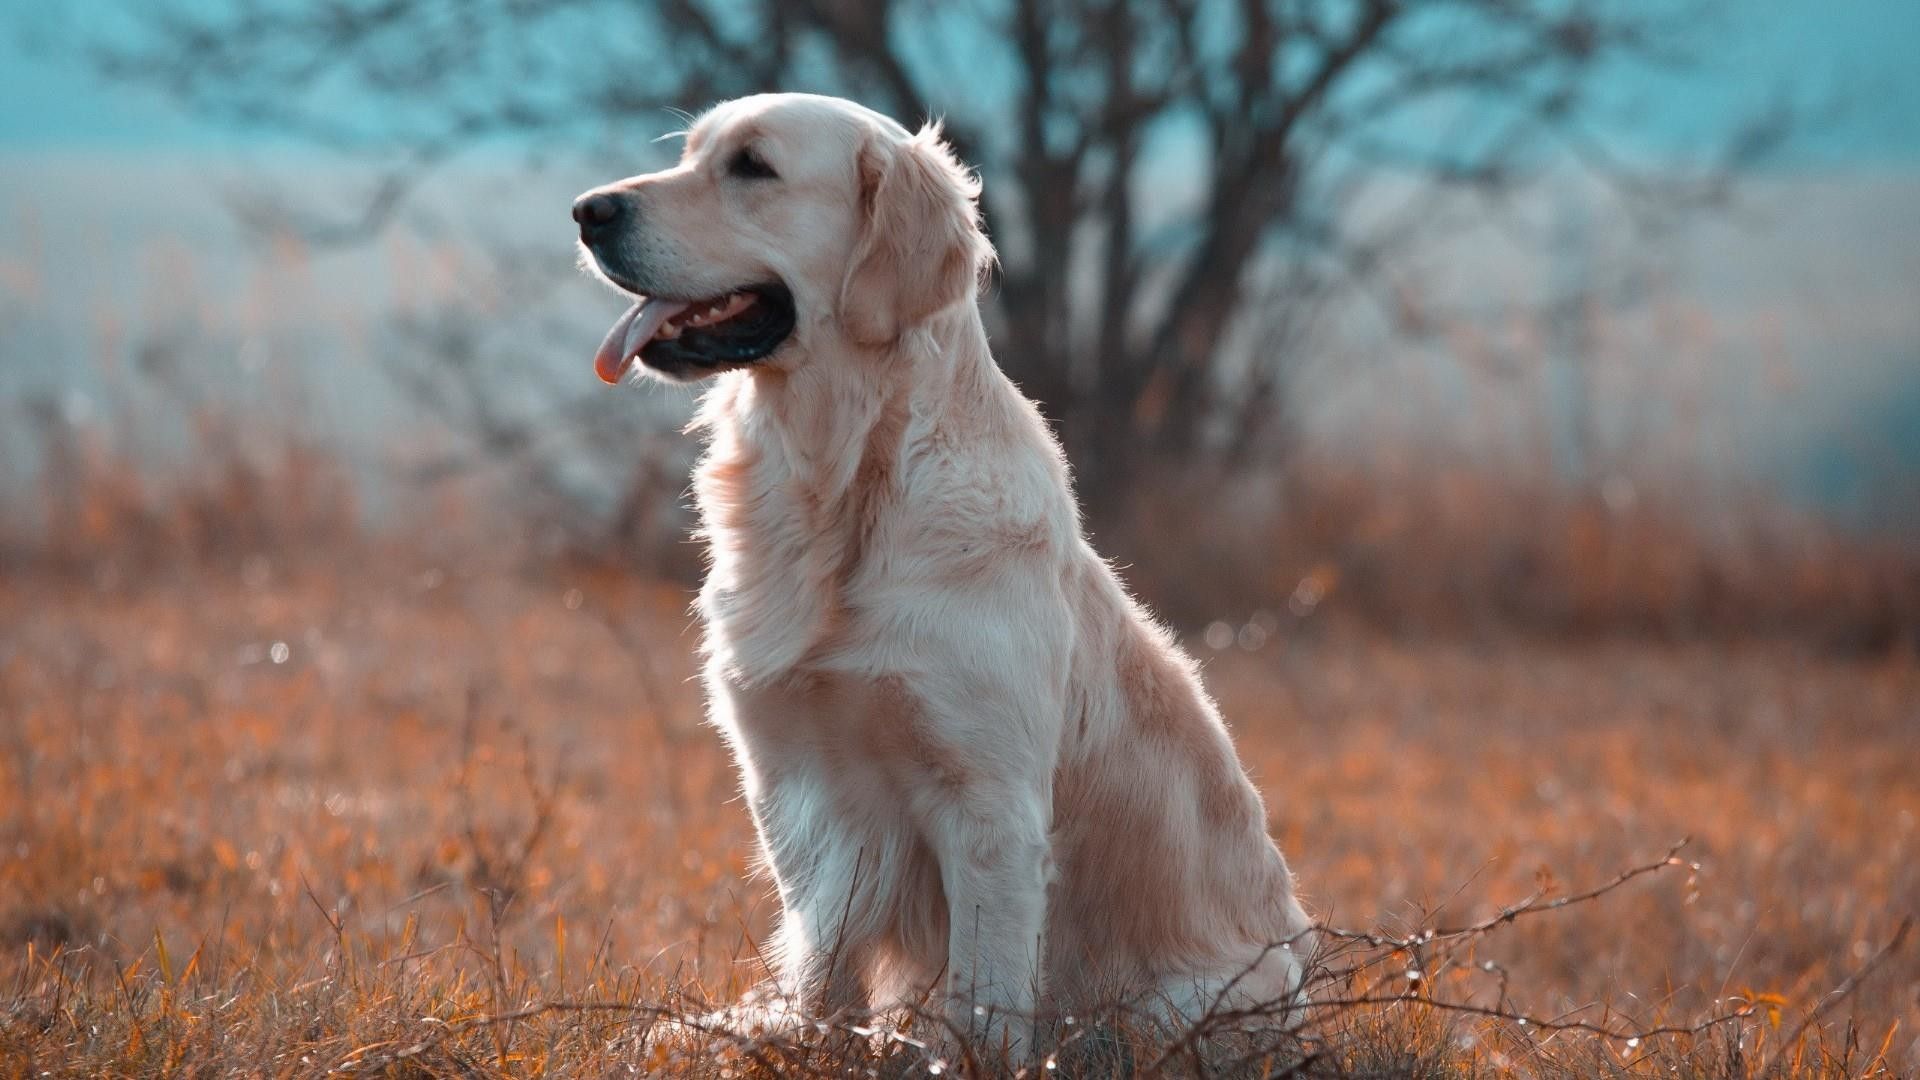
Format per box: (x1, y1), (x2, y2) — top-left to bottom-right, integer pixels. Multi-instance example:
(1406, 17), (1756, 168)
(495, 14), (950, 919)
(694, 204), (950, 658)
(689, 346), (1067, 696)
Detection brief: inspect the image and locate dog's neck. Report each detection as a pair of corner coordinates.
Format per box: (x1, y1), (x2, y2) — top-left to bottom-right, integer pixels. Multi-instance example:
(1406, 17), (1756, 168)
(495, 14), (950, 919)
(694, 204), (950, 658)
(696, 304), (998, 496)
(690, 303), (1002, 683)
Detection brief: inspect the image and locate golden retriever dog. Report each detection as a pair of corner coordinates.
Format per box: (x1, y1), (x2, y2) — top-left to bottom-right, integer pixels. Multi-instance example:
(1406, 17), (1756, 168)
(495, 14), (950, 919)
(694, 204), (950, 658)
(572, 93), (1312, 1053)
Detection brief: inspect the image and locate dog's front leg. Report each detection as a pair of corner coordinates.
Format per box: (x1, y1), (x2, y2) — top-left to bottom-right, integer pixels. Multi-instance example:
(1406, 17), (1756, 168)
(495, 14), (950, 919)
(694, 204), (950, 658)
(914, 769), (1051, 1058)
(771, 891), (871, 1014)
(897, 585), (1070, 1060)
(749, 775), (878, 1018)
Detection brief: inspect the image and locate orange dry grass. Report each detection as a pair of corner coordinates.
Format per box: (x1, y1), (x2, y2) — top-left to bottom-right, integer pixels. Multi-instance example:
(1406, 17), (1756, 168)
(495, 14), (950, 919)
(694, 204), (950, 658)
(1, 560), (1915, 1077)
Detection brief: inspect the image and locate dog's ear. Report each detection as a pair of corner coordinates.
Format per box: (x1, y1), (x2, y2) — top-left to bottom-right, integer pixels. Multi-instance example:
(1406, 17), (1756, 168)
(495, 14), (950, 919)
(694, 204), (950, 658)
(839, 123), (993, 347)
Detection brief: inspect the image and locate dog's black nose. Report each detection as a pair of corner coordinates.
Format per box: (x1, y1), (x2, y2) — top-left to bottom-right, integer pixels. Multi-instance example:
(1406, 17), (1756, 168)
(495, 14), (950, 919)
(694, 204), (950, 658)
(572, 192), (624, 238)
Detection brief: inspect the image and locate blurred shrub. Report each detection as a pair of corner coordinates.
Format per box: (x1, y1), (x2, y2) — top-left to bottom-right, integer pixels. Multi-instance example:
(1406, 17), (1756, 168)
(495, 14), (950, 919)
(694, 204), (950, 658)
(10, 401), (1915, 654)
(14, 400), (357, 576)
(1107, 453), (1919, 651)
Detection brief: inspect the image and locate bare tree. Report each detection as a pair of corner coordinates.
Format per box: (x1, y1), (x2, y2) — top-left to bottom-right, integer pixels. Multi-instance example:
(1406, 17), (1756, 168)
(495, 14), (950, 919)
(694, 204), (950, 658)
(89, 0), (1783, 535)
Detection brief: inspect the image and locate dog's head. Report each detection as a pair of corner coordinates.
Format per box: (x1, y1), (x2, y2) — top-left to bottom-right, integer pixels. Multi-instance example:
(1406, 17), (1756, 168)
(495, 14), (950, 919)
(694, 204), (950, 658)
(575, 93), (993, 384)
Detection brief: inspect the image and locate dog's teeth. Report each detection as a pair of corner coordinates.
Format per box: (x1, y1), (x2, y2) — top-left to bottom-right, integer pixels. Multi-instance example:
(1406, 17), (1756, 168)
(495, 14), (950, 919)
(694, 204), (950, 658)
(657, 293), (753, 336)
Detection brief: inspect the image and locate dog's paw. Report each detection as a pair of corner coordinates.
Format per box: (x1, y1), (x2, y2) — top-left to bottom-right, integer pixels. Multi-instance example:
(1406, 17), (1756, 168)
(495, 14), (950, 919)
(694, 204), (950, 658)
(693, 982), (809, 1039)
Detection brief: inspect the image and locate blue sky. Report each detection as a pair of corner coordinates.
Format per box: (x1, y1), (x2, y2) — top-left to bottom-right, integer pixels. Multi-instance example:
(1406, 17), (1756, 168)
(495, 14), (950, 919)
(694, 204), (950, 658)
(3, 1), (1919, 166)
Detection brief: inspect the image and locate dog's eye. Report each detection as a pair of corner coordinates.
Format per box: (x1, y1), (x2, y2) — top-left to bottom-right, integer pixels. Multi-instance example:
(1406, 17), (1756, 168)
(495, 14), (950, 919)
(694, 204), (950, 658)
(728, 147), (779, 181)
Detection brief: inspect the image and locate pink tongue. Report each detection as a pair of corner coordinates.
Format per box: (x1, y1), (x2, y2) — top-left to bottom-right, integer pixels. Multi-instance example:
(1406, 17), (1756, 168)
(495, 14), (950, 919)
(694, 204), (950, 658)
(594, 297), (693, 384)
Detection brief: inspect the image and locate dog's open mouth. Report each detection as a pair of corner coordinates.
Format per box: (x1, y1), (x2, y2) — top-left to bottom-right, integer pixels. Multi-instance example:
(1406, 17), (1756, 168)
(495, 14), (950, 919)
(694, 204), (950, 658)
(593, 284), (796, 383)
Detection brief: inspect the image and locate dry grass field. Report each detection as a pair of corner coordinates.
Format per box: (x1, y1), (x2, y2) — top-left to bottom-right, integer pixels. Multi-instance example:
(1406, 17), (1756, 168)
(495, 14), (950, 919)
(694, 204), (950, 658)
(2, 547), (1915, 1077)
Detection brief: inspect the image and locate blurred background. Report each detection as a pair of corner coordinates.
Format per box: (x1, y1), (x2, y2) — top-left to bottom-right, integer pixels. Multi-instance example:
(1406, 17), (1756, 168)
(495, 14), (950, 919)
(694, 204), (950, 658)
(2, 0), (1916, 637)
(2, 1), (1918, 1073)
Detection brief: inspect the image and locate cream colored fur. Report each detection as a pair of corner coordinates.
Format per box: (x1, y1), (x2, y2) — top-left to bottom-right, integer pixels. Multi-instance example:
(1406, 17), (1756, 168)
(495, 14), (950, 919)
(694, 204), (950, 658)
(577, 93), (1313, 1053)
